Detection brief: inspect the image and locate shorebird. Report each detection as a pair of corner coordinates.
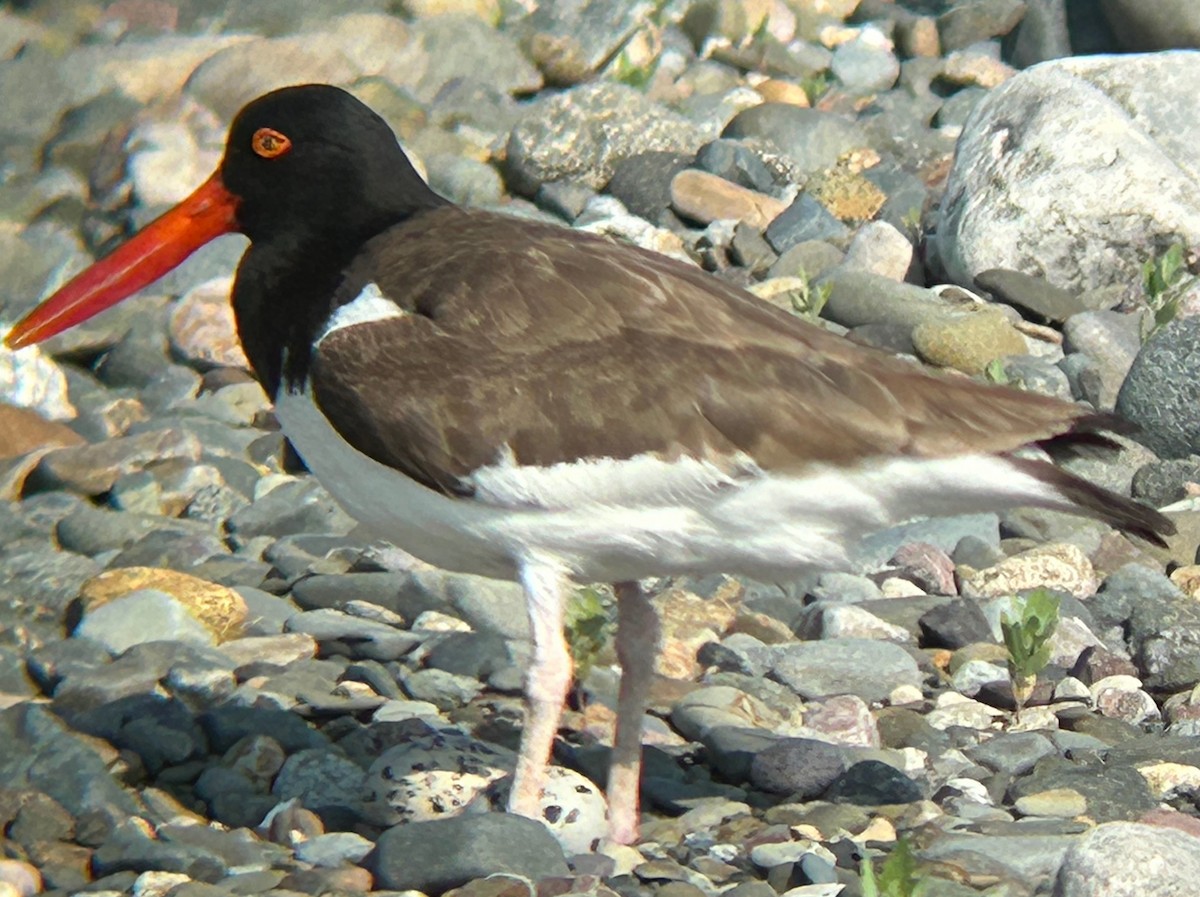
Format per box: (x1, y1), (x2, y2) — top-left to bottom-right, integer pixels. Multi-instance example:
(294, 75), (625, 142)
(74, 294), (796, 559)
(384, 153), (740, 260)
(6, 84), (1172, 845)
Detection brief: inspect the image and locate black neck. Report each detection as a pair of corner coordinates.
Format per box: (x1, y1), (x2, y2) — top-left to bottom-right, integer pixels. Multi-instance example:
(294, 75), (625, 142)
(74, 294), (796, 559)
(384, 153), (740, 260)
(231, 193), (449, 398)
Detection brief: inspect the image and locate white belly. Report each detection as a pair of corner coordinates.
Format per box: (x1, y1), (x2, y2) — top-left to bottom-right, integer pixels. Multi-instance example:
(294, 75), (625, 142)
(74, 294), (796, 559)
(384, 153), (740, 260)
(272, 387), (1060, 584)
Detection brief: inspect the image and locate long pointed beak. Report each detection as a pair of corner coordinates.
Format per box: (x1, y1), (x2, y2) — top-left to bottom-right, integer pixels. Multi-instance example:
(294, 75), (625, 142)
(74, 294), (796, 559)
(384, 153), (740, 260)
(5, 171), (240, 350)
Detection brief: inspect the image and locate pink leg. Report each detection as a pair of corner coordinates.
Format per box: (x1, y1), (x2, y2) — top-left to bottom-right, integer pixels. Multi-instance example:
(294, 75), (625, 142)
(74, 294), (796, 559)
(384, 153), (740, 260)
(508, 559), (573, 821)
(606, 580), (659, 845)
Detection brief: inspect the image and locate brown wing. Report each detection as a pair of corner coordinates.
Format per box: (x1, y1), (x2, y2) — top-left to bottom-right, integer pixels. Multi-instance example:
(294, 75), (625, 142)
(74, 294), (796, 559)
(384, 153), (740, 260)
(311, 206), (1102, 495)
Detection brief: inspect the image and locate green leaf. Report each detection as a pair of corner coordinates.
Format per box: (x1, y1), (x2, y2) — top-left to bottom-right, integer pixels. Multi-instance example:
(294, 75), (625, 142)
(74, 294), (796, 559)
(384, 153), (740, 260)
(878, 837), (919, 897)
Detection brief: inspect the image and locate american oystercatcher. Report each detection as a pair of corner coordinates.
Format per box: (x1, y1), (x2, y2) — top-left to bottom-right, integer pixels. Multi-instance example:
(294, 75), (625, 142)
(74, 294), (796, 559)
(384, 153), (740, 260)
(6, 84), (1173, 844)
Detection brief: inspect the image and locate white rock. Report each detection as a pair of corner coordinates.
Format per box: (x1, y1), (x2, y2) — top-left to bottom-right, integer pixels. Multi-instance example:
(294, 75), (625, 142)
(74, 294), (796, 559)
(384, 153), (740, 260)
(937, 53), (1200, 294)
(0, 341), (75, 421)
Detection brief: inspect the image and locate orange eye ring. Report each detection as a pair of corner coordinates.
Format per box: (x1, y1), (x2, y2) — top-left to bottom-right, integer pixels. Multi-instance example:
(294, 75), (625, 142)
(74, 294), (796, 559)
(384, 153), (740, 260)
(252, 127), (292, 159)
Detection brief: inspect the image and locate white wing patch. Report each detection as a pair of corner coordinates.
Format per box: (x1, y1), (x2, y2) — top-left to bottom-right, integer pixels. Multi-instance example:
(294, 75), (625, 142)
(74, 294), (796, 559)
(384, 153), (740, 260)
(317, 282), (404, 344)
(466, 448), (758, 511)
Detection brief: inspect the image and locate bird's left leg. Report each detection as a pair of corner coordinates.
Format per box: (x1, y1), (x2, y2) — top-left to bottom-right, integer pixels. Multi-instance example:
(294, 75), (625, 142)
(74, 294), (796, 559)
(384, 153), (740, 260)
(508, 556), (573, 820)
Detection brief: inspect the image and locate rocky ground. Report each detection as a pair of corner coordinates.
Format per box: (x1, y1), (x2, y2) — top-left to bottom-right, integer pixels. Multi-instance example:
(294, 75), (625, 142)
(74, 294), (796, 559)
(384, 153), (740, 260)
(3, 1), (1200, 896)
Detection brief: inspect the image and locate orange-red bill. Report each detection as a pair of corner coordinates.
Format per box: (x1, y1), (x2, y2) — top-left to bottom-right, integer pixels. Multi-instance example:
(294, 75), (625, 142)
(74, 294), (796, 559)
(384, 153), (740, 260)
(5, 171), (240, 350)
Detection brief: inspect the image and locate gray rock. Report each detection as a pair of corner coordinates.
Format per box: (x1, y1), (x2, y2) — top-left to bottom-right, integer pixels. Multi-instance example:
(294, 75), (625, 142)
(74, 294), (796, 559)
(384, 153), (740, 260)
(290, 572), (409, 613)
(938, 0), (1028, 51)
(30, 428), (201, 496)
(200, 705), (329, 755)
(272, 748), (365, 815)
(424, 155), (504, 208)
(818, 269), (956, 331)
(999, 355), (1073, 401)
(696, 139), (779, 194)
(876, 707), (954, 755)
(285, 609), (419, 663)
(534, 180), (596, 222)
(857, 513), (1002, 570)
(701, 726), (779, 783)
(607, 151), (695, 224)
(407, 13), (543, 98)
(107, 530), (229, 575)
(809, 572), (884, 605)
(769, 638), (922, 702)
(749, 737), (847, 798)
(1010, 756), (1156, 823)
(935, 86), (988, 134)
(0, 703), (140, 817)
(918, 599), (993, 650)
(1099, 0), (1200, 52)
(723, 104), (870, 175)
(764, 194), (850, 254)
(825, 759), (923, 805)
(367, 813), (568, 892)
(966, 731), (1058, 777)
(1054, 820), (1200, 896)
(74, 590), (217, 654)
(399, 668), (482, 711)
(1116, 314), (1200, 458)
(831, 30), (900, 94)
(841, 220), (914, 281)
(515, 0), (658, 85)
(1092, 564), (1200, 692)
(977, 268), (1101, 324)
(0, 543), (101, 613)
(293, 832), (374, 867)
(56, 503), (213, 557)
(1063, 310), (1142, 410)
(227, 479), (356, 539)
(922, 832), (1075, 886)
(769, 239), (845, 281)
(1132, 457), (1200, 506)
(937, 53), (1200, 294)
(506, 83), (705, 196)
(1008, 0), (1072, 68)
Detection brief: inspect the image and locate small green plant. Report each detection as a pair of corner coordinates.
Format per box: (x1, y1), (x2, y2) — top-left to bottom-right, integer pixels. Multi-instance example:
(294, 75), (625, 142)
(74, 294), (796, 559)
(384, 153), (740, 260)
(900, 205), (923, 242)
(982, 358), (1010, 386)
(861, 837), (920, 897)
(1000, 588), (1061, 719)
(790, 270), (832, 320)
(564, 586), (614, 682)
(800, 71), (831, 105)
(611, 50), (659, 90)
(1142, 241), (1194, 333)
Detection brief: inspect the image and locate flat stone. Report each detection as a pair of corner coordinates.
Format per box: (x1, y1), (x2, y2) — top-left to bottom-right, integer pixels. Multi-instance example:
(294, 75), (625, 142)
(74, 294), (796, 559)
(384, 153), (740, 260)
(976, 268), (1101, 324)
(769, 638), (922, 703)
(670, 169), (787, 229)
(31, 428), (201, 495)
(367, 813), (568, 892)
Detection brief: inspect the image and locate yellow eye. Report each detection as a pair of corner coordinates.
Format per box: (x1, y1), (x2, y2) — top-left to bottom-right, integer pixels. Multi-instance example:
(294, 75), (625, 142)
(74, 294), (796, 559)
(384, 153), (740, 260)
(252, 127), (292, 159)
